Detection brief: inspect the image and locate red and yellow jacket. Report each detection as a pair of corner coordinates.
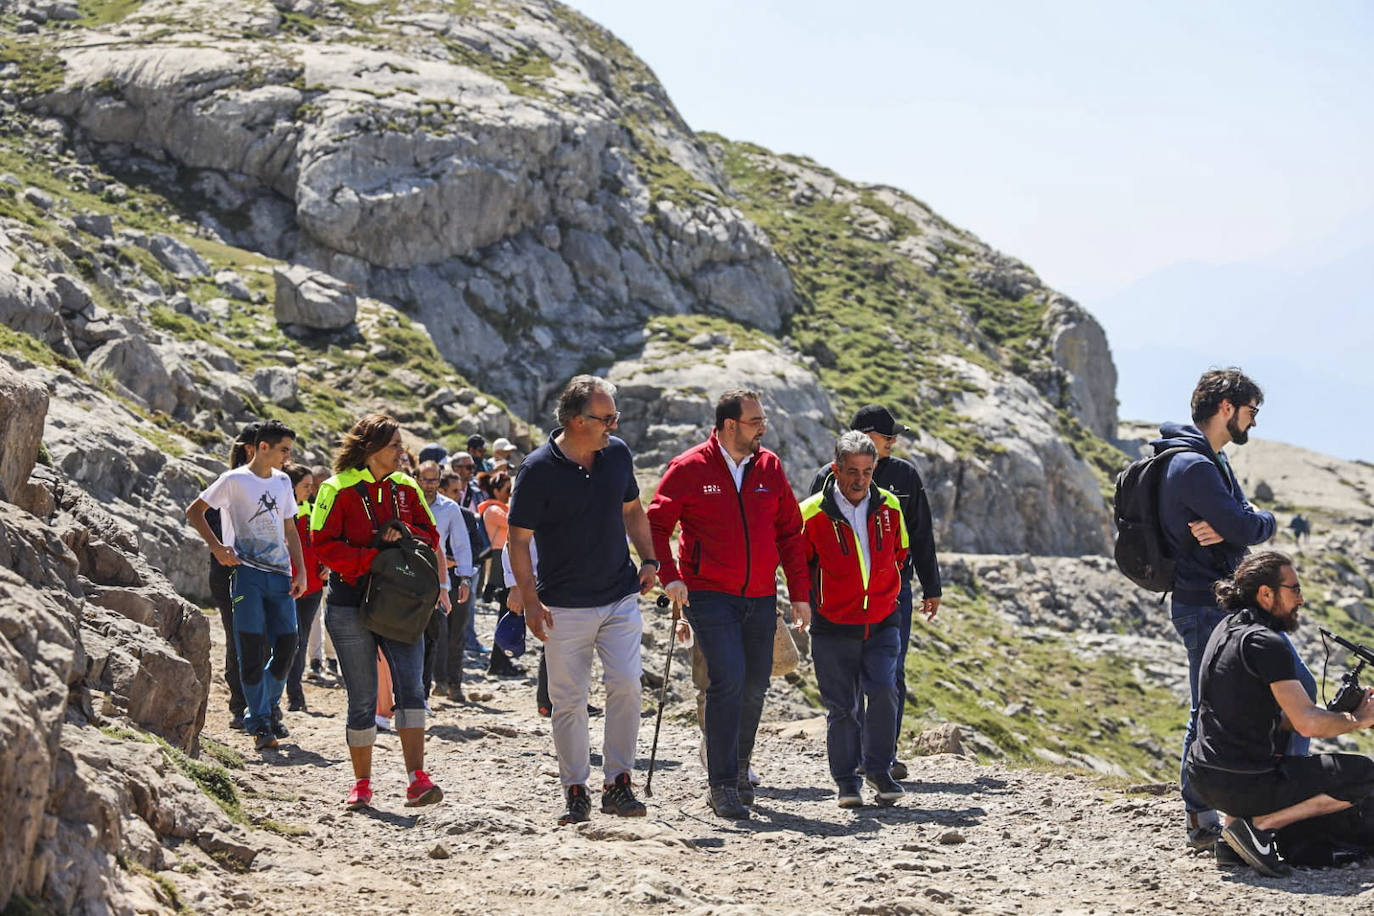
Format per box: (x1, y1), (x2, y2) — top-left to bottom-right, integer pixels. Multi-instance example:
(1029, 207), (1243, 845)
(800, 479), (908, 637)
(293, 503), (325, 596)
(310, 467), (438, 604)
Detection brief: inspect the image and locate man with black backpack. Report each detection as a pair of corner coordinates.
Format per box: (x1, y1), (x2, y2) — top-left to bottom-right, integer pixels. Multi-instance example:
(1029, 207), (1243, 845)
(1148, 368), (1281, 849)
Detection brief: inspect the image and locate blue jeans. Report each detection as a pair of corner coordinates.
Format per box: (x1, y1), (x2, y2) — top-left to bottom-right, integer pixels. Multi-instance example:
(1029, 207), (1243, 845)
(1173, 599), (1317, 812)
(684, 591), (776, 787)
(812, 625), (901, 788)
(230, 566), (298, 734)
(325, 601), (426, 747)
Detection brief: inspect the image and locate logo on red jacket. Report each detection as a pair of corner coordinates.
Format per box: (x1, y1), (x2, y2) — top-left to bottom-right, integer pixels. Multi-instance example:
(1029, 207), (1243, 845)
(702, 484), (722, 495)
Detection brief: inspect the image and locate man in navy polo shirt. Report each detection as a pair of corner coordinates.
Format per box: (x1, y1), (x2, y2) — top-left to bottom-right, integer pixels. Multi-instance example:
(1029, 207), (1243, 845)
(507, 375), (660, 826)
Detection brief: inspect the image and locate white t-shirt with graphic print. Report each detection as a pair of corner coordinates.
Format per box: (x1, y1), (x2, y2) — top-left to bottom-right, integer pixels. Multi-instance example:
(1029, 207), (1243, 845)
(199, 466), (297, 576)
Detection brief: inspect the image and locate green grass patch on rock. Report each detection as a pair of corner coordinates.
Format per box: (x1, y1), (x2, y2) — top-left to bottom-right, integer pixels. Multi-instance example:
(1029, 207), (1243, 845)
(100, 724), (244, 823)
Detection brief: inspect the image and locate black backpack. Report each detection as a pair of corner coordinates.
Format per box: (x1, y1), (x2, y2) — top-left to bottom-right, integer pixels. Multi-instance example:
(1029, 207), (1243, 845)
(1112, 446), (1198, 592)
(353, 483), (441, 644)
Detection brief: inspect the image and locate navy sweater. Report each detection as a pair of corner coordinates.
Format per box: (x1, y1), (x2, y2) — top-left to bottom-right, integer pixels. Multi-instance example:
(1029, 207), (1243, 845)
(1152, 423), (1276, 606)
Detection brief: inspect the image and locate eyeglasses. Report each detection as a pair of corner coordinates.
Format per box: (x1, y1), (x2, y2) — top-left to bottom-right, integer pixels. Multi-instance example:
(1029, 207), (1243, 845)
(418, 476), (441, 483)
(1277, 582), (1302, 593)
(582, 411), (621, 426)
(1242, 404), (1260, 417)
(735, 417), (768, 428)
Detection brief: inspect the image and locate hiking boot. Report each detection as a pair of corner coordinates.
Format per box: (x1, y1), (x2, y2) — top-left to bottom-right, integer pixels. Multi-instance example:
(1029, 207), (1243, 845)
(404, 771), (443, 807)
(866, 771), (905, 806)
(271, 721), (290, 740)
(890, 760), (909, 781)
(487, 653), (524, 679)
(736, 775), (755, 807)
(1187, 820), (1223, 851)
(836, 784), (863, 809)
(253, 724), (277, 751)
(310, 658), (323, 677)
(1222, 818), (1290, 878)
(326, 658), (339, 676)
(707, 785), (750, 820)
(346, 779), (373, 811)
(447, 683), (466, 703)
(601, 773), (647, 817)
(287, 698), (307, 713)
(559, 785), (592, 825)
(1214, 837), (1244, 867)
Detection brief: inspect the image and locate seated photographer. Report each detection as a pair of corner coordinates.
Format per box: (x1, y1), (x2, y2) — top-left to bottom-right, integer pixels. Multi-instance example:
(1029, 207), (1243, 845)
(1184, 550), (1374, 877)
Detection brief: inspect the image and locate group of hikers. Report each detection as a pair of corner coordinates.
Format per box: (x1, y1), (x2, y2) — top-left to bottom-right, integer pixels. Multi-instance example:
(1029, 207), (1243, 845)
(183, 367), (1374, 876)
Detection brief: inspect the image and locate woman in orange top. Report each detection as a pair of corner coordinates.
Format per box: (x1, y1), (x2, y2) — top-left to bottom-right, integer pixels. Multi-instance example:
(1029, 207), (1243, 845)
(476, 471), (518, 676)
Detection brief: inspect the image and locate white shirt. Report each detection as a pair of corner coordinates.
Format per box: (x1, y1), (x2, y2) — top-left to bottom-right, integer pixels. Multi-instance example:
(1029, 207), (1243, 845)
(429, 492), (474, 581)
(720, 449), (755, 492)
(199, 466), (296, 576)
(832, 489), (873, 579)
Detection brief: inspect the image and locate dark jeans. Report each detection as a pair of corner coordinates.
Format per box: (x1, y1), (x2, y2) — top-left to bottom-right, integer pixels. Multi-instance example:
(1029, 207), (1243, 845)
(812, 625), (901, 789)
(892, 578), (914, 764)
(442, 586), (474, 689)
(1173, 599), (1317, 812)
(684, 591), (776, 787)
(286, 589), (323, 707)
(216, 603), (246, 717)
(1188, 753), (1374, 817)
(424, 601), (446, 696)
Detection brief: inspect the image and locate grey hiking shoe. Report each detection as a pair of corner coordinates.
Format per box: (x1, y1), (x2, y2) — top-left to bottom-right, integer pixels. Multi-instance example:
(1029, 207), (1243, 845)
(890, 760), (909, 781)
(559, 785), (591, 825)
(1187, 820), (1223, 851)
(865, 771), (905, 806)
(1222, 818), (1290, 878)
(708, 785), (750, 820)
(601, 773), (646, 817)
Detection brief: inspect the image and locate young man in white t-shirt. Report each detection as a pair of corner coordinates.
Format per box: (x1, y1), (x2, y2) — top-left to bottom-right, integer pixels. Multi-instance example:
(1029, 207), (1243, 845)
(187, 420), (308, 750)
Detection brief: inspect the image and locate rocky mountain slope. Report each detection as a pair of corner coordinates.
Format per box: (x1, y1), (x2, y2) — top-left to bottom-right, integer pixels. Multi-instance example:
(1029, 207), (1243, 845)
(3, 1), (1374, 913)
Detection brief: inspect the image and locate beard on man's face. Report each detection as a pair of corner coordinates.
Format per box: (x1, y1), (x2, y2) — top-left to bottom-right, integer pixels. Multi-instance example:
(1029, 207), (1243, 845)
(1227, 414), (1250, 445)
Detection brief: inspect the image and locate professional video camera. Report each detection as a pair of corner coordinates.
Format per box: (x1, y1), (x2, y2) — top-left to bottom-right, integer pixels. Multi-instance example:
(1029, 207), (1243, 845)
(1319, 627), (1374, 713)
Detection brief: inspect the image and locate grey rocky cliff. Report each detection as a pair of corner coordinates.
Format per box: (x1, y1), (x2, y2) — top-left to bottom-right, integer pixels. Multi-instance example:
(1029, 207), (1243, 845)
(0, 358), (262, 915)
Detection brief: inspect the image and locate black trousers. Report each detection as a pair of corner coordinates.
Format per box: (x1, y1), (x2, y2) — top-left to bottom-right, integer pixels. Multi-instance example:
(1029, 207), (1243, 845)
(1188, 753), (1374, 817)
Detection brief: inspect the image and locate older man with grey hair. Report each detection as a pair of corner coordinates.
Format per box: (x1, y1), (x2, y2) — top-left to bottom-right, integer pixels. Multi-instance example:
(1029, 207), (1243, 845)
(507, 375), (660, 825)
(800, 430), (911, 808)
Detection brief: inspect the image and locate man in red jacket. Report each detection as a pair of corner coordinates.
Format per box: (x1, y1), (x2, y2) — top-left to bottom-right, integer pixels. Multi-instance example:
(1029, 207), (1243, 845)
(801, 431), (909, 808)
(647, 389), (811, 820)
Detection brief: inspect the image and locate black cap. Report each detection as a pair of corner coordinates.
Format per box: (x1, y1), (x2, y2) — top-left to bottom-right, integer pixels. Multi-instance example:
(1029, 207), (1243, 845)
(466, 434), (486, 449)
(417, 442), (447, 464)
(850, 405), (911, 437)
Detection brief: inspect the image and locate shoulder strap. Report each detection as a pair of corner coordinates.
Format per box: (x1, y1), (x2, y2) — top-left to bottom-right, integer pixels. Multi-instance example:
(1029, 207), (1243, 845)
(352, 482), (379, 531)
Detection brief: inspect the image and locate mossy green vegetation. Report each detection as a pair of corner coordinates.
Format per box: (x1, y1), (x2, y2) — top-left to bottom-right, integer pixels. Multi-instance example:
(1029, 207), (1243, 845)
(0, 38), (67, 95)
(899, 586), (1184, 778)
(1056, 410), (1130, 499)
(99, 725), (244, 822)
(0, 324), (83, 376)
(645, 313), (773, 353)
(76, 0), (144, 27)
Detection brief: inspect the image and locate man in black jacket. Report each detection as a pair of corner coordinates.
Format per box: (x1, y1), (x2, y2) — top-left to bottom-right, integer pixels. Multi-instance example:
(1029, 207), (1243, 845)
(810, 404), (941, 779)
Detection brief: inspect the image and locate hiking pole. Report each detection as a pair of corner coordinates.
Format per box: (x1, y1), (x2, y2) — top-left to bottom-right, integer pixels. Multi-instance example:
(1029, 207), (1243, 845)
(645, 593), (678, 798)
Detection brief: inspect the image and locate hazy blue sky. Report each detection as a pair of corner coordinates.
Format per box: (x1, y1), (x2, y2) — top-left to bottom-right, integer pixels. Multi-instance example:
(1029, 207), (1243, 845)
(572, 1), (1374, 460)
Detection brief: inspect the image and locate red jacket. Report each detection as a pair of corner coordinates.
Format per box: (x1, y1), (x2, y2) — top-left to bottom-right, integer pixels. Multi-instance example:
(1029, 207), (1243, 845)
(647, 433), (808, 600)
(800, 480), (908, 634)
(310, 468), (439, 584)
(292, 505), (325, 595)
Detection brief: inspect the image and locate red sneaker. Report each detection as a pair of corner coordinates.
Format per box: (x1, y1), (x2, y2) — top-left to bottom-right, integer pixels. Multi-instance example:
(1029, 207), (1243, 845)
(405, 771), (443, 807)
(346, 779), (372, 811)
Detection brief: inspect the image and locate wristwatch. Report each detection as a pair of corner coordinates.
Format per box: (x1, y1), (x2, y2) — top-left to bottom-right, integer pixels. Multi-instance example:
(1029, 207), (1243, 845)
(641, 559), (660, 570)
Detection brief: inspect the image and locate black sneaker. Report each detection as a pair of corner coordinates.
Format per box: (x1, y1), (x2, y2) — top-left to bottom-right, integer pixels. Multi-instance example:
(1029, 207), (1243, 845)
(1215, 837), (1245, 867)
(487, 653), (524, 679)
(865, 771), (905, 806)
(326, 658), (339, 676)
(836, 784), (863, 809)
(707, 785), (750, 820)
(272, 721), (290, 740)
(601, 773), (647, 817)
(253, 724), (277, 751)
(229, 712), (246, 731)
(287, 698), (306, 713)
(1222, 818), (1291, 878)
(736, 775), (755, 807)
(890, 760), (909, 781)
(559, 785), (592, 825)
(310, 658), (323, 676)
